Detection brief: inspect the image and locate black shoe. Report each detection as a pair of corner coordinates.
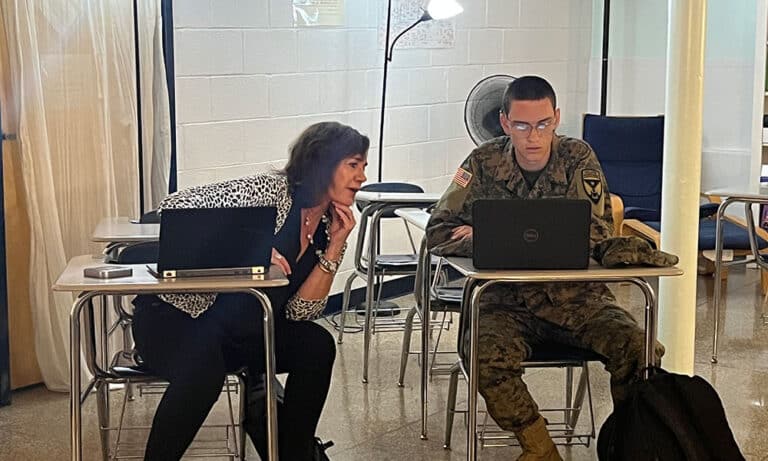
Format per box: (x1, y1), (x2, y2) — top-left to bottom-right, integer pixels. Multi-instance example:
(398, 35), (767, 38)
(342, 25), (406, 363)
(313, 438), (334, 461)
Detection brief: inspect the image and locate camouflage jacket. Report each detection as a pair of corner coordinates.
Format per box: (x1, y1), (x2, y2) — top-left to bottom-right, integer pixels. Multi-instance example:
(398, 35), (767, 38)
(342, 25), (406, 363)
(427, 135), (616, 321)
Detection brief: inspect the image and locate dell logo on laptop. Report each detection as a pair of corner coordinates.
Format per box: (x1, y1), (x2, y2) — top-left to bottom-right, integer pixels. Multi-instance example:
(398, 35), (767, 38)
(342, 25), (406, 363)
(523, 228), (539, 243)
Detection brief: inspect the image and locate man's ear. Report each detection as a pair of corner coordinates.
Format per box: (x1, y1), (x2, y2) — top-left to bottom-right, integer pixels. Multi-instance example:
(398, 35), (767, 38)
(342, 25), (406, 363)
(554, 108), (561, 129)
(499, 111), (511, 135)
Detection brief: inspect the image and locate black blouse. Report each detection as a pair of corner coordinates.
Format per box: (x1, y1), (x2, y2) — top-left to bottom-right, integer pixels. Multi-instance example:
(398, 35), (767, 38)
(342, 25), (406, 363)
(267, 200), (328, 316)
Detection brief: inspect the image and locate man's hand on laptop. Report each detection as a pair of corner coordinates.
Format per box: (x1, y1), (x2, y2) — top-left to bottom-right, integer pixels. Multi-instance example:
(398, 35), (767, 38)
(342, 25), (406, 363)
(451, 225), (473, 241)
(271, 248), (292, 276)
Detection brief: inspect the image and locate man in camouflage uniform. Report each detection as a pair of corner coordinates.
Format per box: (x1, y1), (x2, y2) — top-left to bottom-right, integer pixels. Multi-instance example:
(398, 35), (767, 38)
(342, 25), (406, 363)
(427, 76), (676, 460)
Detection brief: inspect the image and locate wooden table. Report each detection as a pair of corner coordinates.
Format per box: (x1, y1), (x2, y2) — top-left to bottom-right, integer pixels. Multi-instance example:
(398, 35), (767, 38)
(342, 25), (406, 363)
(53, 255), (288, 461)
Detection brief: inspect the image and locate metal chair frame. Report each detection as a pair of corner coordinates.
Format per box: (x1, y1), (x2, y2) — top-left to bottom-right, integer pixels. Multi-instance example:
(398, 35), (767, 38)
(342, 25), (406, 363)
(443, 356), (596, 450)
(398, 243), (461, 386)
(83, 296), (247, 460)
(336, 200), (436, 382)
(442, 274), (600, 451)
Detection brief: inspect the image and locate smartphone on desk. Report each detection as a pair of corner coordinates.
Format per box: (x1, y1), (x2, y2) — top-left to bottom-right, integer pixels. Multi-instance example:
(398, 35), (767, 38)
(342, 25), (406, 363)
(84, 265), (133, 279)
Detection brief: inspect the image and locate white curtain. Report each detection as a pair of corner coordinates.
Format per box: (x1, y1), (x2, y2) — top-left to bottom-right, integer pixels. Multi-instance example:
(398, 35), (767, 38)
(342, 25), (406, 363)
(0, 0), (170, 391)
(138, 0), (171, 210)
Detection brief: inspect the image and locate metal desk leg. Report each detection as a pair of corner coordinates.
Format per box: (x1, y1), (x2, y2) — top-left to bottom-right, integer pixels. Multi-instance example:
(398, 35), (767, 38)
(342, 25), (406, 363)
(71, 292), (100, 461)
(629, 278), (658, 377)
(247, 289), (279, 461)
(712, 198), (735, 363)
(362, 206), (387, 384)
(464, 279), (483, 461)
(420, 243), (431, 440)
(362, 210), (377, 383)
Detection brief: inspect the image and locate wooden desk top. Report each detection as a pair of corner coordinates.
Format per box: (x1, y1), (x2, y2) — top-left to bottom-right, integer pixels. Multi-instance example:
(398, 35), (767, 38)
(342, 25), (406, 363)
(53, 255), (288, 293)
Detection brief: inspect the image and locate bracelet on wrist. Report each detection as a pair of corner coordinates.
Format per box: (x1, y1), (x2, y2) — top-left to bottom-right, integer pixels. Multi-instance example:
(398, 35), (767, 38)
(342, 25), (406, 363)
(317, 262), (333, 274)
(317, 254), (339, 274)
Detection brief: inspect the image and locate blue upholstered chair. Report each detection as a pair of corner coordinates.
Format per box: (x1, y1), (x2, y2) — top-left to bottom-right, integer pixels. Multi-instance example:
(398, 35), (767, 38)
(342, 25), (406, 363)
(582, 114), (768, 276)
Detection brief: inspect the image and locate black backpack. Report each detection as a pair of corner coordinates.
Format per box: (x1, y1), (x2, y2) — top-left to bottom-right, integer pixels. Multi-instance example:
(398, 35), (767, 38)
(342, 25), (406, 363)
(597, 368), (744, 461)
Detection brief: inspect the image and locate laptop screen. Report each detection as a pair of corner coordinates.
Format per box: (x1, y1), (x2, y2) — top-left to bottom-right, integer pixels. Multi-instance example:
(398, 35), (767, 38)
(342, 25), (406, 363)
(157, 207), (276, 273)
(472, 199), (591, 270)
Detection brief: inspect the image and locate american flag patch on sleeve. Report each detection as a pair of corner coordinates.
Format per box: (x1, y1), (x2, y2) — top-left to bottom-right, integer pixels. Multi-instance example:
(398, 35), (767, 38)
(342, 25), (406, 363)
(453, 167), (472, 188)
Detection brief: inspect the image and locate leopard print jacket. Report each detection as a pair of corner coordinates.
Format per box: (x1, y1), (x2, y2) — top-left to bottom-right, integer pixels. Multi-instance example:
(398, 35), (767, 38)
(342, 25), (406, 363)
(157, 172), (329, 321)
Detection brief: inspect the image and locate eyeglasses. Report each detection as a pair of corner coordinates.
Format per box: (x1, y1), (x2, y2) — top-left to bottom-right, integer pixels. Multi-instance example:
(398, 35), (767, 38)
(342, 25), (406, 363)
(504, 116), (556, 137)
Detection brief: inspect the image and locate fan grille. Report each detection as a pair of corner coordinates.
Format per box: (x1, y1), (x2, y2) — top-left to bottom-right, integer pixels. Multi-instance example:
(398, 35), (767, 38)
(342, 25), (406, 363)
(464, 74), (515, 146)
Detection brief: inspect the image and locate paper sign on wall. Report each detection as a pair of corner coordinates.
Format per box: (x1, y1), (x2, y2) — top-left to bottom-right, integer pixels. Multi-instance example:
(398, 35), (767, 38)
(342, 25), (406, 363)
(379, 0), (455, 49)
(293, 0), (345, 27)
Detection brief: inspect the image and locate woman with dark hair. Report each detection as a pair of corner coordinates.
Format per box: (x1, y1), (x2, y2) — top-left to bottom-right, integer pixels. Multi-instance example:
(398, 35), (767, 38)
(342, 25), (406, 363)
(131, 121), (369, 461)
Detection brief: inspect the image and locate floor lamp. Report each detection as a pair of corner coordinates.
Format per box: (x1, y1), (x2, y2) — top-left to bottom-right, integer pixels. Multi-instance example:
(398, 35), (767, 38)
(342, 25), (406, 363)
(377, 0), (463, 182)
(600, 0), (610, 115)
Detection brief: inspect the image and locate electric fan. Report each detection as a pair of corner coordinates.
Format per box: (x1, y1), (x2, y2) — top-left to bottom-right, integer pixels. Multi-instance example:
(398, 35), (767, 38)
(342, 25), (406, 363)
(464, 74), (515, 146)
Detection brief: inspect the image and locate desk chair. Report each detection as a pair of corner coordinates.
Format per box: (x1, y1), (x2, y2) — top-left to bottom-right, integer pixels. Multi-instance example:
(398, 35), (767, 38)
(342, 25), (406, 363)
(337, 183), (432, 380)
(582, 114), (768, 282)
(101, 242), (281, 460)
(443, 344), (601, 450)
(398, 239), (462, 386)
(83, 297), (247, 460)
(443, 296), (603, 450)
(100, 242), (161, 403)
(139, 209), (160, 224)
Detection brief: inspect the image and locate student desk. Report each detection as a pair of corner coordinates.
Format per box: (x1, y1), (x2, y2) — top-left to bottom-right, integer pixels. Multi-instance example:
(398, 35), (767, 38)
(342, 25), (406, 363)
(442, 257), (682, 461)
(92, 217), (159, 244)
(705, 186), (768, 363)
(53, 255), (288, 461)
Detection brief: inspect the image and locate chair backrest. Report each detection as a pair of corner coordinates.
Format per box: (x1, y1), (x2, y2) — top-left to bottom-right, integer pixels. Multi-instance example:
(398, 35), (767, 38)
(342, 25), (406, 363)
(582, 114), (664, 212)
(116, 241), (159, 264)
(139, 209), (160, 224)
(356, 182), (425, 217)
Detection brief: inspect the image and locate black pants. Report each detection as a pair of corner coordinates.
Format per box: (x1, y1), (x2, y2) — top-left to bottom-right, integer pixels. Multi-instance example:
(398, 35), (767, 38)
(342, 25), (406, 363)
(132, 294), (336, 461)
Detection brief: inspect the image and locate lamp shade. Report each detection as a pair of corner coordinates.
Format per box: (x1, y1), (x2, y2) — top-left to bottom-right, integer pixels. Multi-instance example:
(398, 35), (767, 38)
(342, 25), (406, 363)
(425, 0), (463, 20)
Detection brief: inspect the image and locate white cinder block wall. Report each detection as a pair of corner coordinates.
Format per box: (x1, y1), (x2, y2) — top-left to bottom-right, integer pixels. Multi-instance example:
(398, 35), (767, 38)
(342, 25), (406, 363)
(173, 0), (594, 295)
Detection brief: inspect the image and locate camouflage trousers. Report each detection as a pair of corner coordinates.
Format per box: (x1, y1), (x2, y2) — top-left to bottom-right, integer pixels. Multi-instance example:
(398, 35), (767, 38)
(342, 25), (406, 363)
(475, 302), (665, 433)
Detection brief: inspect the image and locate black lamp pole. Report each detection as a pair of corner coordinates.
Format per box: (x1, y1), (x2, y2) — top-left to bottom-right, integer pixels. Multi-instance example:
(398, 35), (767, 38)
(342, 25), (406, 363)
(377, 0), (394, 183)
(600, 0), (610, 116)
(377, 4), (432, 182)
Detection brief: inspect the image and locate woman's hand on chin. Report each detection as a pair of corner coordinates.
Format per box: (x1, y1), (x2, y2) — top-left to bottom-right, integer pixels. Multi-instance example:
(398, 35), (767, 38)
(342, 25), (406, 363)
(328, 201), (356, 250)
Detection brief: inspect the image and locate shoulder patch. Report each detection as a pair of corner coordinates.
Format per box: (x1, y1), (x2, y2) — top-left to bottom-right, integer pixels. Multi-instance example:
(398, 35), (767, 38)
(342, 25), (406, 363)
(581, 169), (603, 204)
(453, 167), (473, 188)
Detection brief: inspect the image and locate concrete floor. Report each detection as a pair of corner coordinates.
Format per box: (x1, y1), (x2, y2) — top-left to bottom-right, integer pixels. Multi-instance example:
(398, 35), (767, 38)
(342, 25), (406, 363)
(2, 265), (768, 460)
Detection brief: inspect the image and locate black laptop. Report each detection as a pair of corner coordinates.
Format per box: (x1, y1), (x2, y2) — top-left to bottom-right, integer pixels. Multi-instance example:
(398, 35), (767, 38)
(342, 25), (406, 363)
(472, 199), (591, 270)
(148, 207), (276, 279)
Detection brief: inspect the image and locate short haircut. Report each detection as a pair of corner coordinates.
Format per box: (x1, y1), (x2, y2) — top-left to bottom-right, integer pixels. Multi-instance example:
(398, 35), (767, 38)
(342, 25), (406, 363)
(501, 76), (557, 115)
(282, 121), (370, 206)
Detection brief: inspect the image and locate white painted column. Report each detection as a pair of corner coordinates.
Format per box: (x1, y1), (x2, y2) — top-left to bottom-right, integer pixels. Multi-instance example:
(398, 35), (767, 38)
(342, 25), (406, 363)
(658, 0), (707, 374)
